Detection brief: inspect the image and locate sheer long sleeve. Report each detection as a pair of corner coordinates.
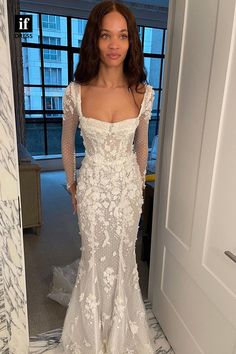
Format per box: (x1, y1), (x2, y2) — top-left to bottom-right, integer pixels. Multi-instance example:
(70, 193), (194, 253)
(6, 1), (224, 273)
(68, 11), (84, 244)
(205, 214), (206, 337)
(134, 86), (155, 190)
(61, 82), (80, 190)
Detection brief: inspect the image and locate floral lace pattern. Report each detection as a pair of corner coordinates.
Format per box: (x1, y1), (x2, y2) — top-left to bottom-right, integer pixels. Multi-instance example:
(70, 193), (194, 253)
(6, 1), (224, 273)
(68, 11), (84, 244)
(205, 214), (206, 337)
(58, 81), (155, 353)
(103, 267), (116, 293)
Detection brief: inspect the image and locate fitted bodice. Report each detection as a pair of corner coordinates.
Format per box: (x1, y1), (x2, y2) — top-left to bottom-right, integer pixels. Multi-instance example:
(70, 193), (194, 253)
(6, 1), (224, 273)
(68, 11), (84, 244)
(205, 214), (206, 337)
(61, 81), (155, 190)
(74, 82), (148, 164)
(78, 115), (140, 164)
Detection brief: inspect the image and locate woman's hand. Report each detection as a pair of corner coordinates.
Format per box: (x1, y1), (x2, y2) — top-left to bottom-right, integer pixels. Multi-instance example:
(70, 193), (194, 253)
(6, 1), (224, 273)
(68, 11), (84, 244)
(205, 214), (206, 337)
(68, 182), (77, 215)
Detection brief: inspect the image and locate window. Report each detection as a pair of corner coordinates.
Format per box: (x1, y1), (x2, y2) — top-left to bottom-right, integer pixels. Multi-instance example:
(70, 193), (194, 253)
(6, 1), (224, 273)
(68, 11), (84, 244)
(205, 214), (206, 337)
(44, 68), (62, 85)
(21, 11), (166, 156)
(42, 36), (61, 45)
(72, 18), (87, 47)
(138, 26), (143, 42)
(43, 48), (61, 61)
(45, 97), (62, 117)
(78, 20), (84, 35)
(42, 15), (60, 30)
(24, 95), (30, 110)
(24, 66), (29, 85)
(45, 96), (62, 110)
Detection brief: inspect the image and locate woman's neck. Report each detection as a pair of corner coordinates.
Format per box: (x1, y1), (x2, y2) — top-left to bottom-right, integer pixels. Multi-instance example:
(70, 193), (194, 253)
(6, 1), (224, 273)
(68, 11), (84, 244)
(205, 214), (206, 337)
(92, 66), (128, 88)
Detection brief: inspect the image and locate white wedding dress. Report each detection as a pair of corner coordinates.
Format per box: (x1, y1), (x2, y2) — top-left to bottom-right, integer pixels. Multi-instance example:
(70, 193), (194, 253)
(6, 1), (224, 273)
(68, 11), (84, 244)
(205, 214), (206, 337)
(49, 81), (155, 354)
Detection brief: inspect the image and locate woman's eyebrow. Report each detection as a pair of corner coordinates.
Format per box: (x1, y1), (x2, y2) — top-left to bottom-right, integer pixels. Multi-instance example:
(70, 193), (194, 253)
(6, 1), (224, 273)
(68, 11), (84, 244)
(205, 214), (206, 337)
(100, 28), (128, 32)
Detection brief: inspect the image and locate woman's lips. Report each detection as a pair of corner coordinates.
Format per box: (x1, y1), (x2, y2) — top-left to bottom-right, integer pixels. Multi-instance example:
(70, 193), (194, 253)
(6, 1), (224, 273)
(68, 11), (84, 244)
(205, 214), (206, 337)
(107, 54), (120, 59)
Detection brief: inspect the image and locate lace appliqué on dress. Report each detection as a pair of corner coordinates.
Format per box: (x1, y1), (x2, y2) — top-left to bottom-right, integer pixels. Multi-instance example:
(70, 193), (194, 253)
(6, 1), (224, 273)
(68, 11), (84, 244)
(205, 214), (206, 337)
(59, 81), (156, 354)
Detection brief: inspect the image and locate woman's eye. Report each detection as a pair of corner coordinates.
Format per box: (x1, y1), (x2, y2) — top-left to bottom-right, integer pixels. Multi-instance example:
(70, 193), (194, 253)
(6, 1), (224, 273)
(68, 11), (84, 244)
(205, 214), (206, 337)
(100, 34), (128, 39)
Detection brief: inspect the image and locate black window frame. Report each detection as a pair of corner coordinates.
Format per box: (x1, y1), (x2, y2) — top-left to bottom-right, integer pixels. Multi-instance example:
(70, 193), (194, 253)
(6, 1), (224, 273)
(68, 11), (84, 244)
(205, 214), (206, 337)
(21, 11), (166, 156)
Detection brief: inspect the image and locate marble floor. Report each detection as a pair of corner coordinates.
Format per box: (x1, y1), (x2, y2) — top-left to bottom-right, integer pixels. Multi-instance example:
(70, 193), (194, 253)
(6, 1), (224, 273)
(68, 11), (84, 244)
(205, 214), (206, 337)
(29, 299), (175, 353)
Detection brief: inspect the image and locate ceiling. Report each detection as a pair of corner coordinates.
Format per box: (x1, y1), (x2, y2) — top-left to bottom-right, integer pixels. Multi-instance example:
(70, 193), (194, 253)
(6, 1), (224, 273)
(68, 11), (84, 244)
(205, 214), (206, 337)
(127, 0), (168, 6)
(20, 0), (169, 28)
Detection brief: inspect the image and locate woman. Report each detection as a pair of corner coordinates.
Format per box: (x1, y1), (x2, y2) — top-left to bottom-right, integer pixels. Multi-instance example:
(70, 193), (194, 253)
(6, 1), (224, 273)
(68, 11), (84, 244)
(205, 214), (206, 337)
(57, 1), (155, 353)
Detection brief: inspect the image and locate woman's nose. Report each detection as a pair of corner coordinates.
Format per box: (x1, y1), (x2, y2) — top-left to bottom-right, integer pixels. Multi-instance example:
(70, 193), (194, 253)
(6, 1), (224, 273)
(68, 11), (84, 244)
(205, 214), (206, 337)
(108, 38), (119, 49)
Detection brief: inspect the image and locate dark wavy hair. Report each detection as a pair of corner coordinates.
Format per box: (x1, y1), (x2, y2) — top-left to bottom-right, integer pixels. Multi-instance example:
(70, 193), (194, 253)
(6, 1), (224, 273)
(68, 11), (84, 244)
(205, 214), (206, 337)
(74, 0), (147, 94)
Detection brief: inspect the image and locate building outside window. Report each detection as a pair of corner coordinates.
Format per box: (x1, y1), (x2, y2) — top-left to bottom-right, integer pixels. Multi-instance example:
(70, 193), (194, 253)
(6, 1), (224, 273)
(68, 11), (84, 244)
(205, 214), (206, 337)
(44, 68), (62, 85)
(42, 15), (60, 31)
(45, 96), (62, 118)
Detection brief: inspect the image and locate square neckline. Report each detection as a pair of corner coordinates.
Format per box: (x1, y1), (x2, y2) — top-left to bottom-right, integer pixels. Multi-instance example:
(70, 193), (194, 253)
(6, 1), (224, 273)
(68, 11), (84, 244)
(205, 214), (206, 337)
(75, 82), (148, 125)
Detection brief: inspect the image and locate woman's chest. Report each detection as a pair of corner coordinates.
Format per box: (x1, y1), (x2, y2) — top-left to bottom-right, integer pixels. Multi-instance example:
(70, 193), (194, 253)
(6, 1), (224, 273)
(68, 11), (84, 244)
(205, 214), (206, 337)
(80, 85), (144, 123)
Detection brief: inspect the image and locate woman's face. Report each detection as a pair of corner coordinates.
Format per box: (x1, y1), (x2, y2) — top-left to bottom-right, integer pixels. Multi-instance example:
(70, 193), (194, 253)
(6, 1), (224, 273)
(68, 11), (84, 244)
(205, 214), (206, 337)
(98, 11), (129, 67)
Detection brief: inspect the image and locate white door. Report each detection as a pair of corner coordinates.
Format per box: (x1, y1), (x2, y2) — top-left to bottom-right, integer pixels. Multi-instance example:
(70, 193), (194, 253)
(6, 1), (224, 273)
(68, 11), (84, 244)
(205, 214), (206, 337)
(149, 0), (236, 353)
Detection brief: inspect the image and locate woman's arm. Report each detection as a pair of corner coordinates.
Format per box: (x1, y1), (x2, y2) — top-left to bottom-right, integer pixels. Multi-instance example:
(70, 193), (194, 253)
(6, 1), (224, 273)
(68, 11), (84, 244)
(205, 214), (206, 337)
(61, 82), (80, 191)
(134, 86), (155, 190)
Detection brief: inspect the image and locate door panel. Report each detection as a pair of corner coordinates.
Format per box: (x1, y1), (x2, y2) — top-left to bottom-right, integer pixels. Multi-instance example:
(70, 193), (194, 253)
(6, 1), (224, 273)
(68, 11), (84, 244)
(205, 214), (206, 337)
(149, 0), (236, 353)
